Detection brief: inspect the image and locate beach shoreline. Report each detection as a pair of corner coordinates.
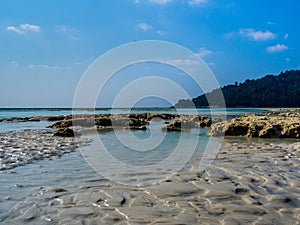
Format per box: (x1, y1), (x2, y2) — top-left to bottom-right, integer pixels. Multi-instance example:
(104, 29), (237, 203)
(0, 111), (299, 224)
(0, 136), (299, 224)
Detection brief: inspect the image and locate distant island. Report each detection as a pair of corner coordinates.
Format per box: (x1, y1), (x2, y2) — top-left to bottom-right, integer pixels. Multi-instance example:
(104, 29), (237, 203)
(175, 70), (300, 108)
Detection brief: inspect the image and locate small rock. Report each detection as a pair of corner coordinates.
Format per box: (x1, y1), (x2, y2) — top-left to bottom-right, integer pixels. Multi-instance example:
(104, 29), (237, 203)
(234, 187), (249, 194)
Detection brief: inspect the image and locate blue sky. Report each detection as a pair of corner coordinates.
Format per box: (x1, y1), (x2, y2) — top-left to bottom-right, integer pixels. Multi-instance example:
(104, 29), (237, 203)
(0, 0), (299, 107)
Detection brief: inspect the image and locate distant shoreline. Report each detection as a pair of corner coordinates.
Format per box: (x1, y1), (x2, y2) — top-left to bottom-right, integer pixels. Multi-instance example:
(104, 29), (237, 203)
(0, 107), (173, 111)
(1, 107), (300, 110)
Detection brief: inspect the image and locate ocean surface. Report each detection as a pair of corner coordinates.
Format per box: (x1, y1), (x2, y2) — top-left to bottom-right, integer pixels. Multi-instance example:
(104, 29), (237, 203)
(0, 108), (266, 133)
(0, 108), (269, 223)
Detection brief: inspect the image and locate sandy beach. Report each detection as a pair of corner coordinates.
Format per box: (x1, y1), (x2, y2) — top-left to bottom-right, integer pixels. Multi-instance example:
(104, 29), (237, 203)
(0, 126), (299, 224)
(2, 0), (300, 223)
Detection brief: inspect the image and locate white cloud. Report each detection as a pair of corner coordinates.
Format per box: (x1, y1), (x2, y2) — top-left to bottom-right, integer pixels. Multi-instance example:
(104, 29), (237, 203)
(238, 28), (277, 41)
(28, 64), (63, 70)
(196, 47), (213, 58)
(20, 24), (40, 32)
(188, 0), (207, 6)
(227, 28), (277, 41)
(156, 30), (167, 36)
(149, 0), (173, 5)
(137, 23), (153, 32)
(266, 21), (276, 25)
(284, 33), (289, 39)
(6, 26), (24, 34)
(6, 23), (40, 35)
(266, 44), (288, 53)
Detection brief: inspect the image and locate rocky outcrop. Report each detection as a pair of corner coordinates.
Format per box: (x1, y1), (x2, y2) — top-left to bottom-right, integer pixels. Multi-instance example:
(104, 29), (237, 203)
(45, 115), (66, 121)
(208, 114), (300, 138)
(50, 114), (153, 137)
(162, 116), (211, 131)
(53, 128), (79, 137)
(48, 114), (213, 136)
(0, 117), (41, 122)
(0, 113), (214, 137)
(0, 115), (65, 123)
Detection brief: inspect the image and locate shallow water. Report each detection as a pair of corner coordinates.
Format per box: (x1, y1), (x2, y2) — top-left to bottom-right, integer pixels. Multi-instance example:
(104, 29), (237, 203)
(0, 125), (212, 223)
(0, 108), (275, 223)
(0, 150), (96, 224)
(79, 124), (213, 186)
(0, 107), (267, 119)
(1, 133), (299, 224)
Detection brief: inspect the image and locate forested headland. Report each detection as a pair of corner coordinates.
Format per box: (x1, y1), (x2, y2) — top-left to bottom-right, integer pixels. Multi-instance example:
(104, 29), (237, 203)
(175, 70), (300, 108)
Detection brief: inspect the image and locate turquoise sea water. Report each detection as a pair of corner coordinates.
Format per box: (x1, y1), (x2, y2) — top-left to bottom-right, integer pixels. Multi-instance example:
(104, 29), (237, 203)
(0, 107), (279, 222)
(0, 107), (267, 178)
(0, 107), (267, 121)
(0, 107), (269, 176)
(0, 108), (267, 133)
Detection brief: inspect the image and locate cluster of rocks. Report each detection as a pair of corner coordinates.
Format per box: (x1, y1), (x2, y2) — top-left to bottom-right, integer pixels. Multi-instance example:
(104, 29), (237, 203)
(47, 113), (216, 137)
(162, 115), (212, 131)
(0, 113), (217, 137)
(0, 115), (66, 123)
(208, 113), (300, 138)
(50, 114), (165, 137)
(0, 130), (91, 171)
(3, 112), (300, 139)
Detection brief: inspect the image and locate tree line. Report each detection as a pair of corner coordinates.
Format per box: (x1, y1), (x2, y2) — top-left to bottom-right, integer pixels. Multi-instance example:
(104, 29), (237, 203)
(174, 70), (300, 108)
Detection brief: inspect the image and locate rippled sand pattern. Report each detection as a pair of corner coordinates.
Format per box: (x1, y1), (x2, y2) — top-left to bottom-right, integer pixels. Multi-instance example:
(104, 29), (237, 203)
(1, 135), (299, 224)
(0, 130), (91, 170)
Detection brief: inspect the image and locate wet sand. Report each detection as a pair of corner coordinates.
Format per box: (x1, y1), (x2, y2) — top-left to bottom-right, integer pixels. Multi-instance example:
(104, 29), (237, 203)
(0, 131), (299, 224)
(0, 130), (91, 170)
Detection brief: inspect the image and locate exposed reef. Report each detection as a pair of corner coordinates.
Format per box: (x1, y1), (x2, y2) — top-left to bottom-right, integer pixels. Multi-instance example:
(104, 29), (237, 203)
(48, 114), (215, 136)
(2, 112), (300, 138)
(208, 113), (300, 138)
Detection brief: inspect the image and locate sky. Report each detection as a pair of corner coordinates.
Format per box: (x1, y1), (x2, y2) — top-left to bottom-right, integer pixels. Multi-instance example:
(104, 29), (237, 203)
(0, 0), (299, 107)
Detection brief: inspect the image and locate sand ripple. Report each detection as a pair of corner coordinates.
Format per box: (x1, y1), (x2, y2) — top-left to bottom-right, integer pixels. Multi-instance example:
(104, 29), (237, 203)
(0, 130), (91, 170)
(1, 138), (299, 224)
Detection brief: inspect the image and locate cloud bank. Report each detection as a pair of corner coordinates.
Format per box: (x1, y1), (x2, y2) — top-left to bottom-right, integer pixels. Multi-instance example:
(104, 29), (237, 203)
(6, 23), (40, 35)
(227, 28), (277, 41)
(267, 44), (288, 53)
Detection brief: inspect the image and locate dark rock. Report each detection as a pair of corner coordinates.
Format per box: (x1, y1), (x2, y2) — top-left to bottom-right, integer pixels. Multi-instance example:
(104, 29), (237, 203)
(49, 120), (73, 129)
(197, 116), (212, 127)
(51, 188), (67, 193)
(225, 123), (249, 136)
(234, 187), (249, 194)
(147, 113), (178, 121)
(120, 197), (126, 206)
(53, 128), (78, 137)
(129, 126), (147, 130)
(129, 118), (149, 127)
(162, 116), (211, 131)
(45, 115), (65, 121)
(95, 118), (112, 127)
(162, 119), (182, 131)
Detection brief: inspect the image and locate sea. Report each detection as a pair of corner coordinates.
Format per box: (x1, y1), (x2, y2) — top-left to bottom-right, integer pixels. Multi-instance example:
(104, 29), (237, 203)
(0, 107), (266, 133)
(0, 107), (268, 223)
